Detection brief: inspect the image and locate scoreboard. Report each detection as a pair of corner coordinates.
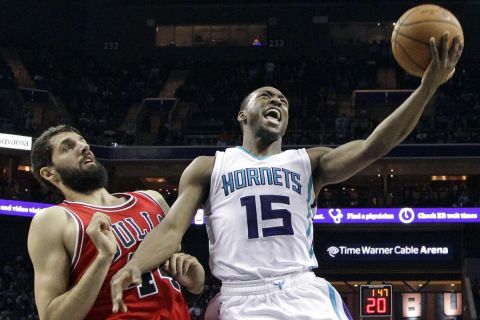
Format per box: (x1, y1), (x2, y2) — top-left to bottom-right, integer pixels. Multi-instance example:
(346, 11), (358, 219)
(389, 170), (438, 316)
(360, 285), (392, 317)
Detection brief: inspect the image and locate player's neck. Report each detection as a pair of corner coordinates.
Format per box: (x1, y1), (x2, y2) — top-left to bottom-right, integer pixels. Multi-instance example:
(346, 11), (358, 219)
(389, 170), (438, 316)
(241, 137), (282, 157)
(62, 187), (124, 207)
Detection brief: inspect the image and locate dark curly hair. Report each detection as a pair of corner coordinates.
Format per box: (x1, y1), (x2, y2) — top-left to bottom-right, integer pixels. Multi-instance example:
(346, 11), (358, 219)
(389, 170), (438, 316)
(30, 125), (81, 192)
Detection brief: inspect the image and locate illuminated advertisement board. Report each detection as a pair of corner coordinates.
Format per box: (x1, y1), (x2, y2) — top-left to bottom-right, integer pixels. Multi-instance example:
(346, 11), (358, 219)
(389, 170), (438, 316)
(316, 229), (461, 270)
(0, 199), (51, 217)
(0, 133), (32, 150)
(321, 242), (454, 262)
(2, 200), (480, 225)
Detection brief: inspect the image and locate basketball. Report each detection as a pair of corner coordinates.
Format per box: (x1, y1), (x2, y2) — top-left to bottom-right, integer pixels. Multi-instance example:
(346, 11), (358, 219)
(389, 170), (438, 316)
(391, 4), (464, 77)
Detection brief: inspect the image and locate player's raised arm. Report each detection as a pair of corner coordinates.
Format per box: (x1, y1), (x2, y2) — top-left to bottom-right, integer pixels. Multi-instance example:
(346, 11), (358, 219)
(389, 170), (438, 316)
(28, 207), (117, 320)
(309, 32), (463, 188)
(111, 155), (213, 313)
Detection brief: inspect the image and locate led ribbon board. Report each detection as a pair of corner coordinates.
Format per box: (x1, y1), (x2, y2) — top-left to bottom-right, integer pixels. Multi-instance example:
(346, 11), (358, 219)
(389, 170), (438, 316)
(2, 200), (480, 225)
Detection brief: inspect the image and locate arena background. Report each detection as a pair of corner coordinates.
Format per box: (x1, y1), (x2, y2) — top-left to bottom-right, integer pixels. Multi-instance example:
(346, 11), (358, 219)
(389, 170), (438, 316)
(0, 0), (479, 319)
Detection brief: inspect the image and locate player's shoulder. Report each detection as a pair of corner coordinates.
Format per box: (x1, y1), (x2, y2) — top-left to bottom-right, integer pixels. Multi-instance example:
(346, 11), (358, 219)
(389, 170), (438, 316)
(137, 189), (162, 200)
(183, 156), (215, 184)
(133, 189), (166, 205)
(135, 189), (170, 212)
(306, 146), (333, 160)
(193, 155), (215, 165)
(189, 156), (215, 173)
(30, 205), (69, 231)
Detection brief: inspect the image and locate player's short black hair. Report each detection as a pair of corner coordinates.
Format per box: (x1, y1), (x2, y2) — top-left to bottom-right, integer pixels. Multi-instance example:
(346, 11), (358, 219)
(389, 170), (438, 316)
(239, 92), (251, 111)
(31, 124), (81, 192)
(238, 91), (255, 134)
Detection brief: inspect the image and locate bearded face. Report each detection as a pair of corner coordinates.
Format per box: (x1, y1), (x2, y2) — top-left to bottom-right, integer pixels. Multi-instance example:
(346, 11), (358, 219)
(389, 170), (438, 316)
(55, 160), (108, 193)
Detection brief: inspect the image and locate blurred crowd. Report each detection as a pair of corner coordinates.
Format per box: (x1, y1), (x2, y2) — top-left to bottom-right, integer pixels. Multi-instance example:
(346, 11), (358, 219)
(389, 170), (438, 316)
(319, 181), (478, 208)
(0, 41), (478, 147)
(0, 59), (15, 90)
(0, 256), (37, 320)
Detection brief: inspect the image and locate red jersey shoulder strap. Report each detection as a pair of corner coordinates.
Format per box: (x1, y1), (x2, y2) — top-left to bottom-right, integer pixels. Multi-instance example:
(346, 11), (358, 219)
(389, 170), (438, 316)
(130, 191), (166, 216)
(55, 205), (85, 271)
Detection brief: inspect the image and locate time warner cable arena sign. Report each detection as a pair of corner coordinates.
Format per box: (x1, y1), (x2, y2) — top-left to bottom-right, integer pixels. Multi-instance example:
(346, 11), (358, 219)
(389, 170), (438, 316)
(325, 244), (450, 260)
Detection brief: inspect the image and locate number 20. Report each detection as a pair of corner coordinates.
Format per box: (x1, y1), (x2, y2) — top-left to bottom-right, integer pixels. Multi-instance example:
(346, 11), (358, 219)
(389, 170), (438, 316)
(367, 297), (387, 314)
(241, 195), (294, 239)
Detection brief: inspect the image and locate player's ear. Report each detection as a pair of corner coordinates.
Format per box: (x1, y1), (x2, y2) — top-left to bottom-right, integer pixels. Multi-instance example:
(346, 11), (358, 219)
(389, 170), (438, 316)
(40, 166), (60, 184)
(237, 110), (246, 122)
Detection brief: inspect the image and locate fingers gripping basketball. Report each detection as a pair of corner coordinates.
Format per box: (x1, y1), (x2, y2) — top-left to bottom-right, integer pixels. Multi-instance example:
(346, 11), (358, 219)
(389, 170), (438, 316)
(391, 4), (464, 77)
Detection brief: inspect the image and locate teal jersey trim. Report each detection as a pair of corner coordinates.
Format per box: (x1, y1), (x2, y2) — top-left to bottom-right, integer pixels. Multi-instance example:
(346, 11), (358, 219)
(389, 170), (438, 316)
(236, 146), (275, 160)
(306, 175), (314, 257)
(328, 283), (342, 320)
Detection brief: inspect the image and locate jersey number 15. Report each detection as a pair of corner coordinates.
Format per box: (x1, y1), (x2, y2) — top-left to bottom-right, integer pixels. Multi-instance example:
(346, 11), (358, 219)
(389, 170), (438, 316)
(241, 195), (294, 239)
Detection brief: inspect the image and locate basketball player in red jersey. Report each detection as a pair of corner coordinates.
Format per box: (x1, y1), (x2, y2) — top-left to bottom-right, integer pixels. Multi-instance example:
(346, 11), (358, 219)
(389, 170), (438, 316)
(28, 125), (205, 320)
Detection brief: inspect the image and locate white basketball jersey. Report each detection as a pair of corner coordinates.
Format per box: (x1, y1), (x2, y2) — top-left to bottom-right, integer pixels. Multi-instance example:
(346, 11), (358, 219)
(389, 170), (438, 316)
(205, 146), (318, 282)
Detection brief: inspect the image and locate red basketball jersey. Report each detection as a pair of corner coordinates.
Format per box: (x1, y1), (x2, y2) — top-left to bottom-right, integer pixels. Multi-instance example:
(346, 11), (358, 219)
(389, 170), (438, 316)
(58, 191), (190, 320)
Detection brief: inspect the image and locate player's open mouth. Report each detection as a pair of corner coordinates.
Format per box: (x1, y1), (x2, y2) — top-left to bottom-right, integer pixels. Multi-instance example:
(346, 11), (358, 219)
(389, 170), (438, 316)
(83, 155), (95, 165)
(264, 107), (281, 123)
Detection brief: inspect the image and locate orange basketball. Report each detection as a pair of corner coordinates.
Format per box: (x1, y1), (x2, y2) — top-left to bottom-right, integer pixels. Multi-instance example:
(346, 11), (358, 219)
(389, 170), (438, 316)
(391, 4), (464, 77)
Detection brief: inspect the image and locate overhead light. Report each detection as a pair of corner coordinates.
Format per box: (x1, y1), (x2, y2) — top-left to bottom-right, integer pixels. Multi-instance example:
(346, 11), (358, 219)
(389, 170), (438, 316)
(17, 165), (31, 172)
(450, 283), (455, 287)
(144, 177), (166, 183)
(431, 175), (467, 181)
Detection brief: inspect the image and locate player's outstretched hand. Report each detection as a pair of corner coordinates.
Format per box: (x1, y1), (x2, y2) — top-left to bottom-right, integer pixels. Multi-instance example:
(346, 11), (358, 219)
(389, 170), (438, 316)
(163, 253), (205, 294)
(422, 31), (463, 88)
(110, 264), (142, 313)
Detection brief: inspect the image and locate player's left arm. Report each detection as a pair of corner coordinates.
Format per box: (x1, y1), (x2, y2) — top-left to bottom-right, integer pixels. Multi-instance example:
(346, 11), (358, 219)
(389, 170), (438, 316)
(142, 190), (182, 252)
(143, 190), (205, 296)
(309, 33), (463, 189)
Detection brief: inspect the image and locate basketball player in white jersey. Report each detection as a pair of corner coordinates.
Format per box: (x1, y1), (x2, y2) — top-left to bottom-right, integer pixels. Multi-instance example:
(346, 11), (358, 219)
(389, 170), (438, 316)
(111, 33), (463, 319)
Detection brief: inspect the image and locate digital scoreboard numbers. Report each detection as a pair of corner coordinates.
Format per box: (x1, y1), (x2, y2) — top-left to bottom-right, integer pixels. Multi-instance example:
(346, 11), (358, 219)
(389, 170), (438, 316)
(360, 285), (393, 318)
